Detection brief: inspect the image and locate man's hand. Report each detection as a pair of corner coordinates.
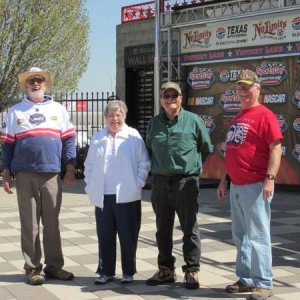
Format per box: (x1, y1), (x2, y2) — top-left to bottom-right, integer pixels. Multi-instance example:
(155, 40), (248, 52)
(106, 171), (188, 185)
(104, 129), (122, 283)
(217, 178), (227, 200)
(2, 169), (13, 194)
(263, 178), (274, 200)
(262, 140), (282, 200)
(63, 164), (76, 187)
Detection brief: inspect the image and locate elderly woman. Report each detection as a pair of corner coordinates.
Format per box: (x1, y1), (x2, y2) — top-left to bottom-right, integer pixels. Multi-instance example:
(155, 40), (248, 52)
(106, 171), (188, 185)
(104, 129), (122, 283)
(84, 100), (150, 284)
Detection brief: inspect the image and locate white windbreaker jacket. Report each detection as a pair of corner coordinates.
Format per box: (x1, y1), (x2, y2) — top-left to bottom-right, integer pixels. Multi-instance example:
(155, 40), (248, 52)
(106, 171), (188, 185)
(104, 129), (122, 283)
(84, 124), (150, 208)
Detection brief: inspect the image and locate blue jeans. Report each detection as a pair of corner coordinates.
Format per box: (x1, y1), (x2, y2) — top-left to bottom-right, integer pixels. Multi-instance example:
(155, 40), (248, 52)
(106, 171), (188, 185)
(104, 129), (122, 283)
(230, 182), (273, 289)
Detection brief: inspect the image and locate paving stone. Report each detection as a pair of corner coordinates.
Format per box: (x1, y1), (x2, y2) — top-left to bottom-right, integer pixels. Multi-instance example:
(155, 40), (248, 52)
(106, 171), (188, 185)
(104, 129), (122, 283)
(0, 180), (299, 299)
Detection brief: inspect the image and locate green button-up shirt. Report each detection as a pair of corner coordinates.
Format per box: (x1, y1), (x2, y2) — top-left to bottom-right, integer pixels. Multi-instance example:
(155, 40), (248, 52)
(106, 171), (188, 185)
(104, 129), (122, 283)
(146, 108), (212, 176)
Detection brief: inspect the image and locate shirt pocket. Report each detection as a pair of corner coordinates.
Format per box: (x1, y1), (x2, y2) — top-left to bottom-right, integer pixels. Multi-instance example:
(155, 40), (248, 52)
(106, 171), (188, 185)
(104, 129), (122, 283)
(170, 132), (194, 152)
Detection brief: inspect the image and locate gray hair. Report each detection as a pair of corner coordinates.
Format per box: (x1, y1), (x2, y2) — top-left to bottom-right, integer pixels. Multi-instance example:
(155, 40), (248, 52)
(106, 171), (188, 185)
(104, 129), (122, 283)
(104, 100), (128, 118)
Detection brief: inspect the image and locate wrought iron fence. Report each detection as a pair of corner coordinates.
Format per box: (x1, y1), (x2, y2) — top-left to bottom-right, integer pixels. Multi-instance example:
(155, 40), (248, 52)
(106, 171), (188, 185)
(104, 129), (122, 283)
(55, 92), (117, 147)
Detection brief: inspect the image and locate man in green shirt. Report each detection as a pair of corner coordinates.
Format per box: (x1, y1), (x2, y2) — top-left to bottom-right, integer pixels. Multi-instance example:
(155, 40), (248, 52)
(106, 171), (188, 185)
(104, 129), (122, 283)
(145, 82), (212, 289)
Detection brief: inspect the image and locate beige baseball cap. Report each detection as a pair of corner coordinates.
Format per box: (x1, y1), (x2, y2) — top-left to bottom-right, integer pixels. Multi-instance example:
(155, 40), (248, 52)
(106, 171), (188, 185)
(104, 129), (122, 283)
(237, 69), (260, 85)
(161, 81), (182, 95)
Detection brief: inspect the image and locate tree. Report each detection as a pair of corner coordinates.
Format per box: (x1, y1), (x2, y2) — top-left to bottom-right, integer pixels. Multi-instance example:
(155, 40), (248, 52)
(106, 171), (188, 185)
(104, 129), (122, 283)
(0, 0), (90, 106)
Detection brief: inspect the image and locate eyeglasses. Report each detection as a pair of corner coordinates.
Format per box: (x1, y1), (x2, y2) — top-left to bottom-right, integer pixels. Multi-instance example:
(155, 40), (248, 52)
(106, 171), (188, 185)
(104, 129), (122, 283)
(237, 84), (255, 91)
(27, 77), (46, 85)
(107, 113), (124, 119)
(162, 93), (180, 99)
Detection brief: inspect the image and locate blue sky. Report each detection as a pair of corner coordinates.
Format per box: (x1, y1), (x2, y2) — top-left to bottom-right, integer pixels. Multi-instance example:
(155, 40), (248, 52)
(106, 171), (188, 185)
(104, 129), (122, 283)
(77, 0), (145, 93)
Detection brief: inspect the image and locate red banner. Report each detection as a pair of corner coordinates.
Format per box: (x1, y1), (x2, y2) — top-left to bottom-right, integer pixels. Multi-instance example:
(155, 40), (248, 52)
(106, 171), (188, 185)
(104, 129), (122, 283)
(76, 101), (87, 112)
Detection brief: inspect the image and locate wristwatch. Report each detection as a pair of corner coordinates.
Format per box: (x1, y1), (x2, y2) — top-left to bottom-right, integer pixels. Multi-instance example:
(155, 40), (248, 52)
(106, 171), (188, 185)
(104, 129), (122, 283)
(265, 174), (275, 180)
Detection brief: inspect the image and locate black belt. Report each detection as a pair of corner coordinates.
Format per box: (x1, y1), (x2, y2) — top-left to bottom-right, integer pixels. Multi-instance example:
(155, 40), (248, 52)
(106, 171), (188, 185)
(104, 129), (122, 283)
(155, 174), (199, 178)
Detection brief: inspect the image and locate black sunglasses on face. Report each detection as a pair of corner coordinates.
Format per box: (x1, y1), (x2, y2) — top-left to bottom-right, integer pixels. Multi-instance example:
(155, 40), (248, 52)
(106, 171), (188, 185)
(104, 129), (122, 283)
(27, 77), (46, 85)
(237, 83), (255, 91)
(162, 93), (180, 99)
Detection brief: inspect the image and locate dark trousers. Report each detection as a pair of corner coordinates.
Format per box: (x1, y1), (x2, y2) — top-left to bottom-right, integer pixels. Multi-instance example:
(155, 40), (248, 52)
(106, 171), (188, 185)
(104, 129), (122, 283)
(95, 195), (141, 276)
(151, 174), (201, 272)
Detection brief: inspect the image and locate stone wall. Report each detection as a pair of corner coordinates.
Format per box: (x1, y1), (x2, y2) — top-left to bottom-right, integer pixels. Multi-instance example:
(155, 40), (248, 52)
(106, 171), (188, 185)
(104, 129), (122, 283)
(116, 19), (154, 102)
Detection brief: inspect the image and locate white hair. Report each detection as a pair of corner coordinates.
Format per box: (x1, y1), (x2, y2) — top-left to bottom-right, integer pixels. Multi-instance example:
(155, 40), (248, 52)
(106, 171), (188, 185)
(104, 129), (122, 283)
(104, 100), (128, 118)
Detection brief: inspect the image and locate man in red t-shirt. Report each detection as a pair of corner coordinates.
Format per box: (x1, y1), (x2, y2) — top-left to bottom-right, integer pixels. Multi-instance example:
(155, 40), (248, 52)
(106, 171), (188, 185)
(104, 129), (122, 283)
(217, 69), (283, 300)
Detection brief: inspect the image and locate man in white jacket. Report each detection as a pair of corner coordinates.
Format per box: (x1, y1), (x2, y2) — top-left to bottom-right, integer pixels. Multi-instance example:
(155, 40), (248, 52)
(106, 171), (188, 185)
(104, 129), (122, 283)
(84, 100), (150, 284)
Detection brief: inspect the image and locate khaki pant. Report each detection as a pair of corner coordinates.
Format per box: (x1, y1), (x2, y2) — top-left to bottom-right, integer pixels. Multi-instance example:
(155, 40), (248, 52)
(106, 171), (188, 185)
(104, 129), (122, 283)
(16, 173), (64, 271)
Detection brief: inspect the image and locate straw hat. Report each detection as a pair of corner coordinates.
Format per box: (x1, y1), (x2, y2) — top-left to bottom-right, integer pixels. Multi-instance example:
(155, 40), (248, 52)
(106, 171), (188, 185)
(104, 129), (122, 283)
(18, 67), (54, 91)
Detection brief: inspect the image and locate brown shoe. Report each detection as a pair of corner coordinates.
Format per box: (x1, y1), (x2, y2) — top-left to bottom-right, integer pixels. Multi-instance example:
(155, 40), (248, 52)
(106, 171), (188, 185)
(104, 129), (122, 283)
(226, 280), (254, 293)
(184, 270), (199, 289)
(146, 266), (176, 285)
(247, 288), (273, 300)
(26, 269), (45, 285)
(44, 268), (74, 280)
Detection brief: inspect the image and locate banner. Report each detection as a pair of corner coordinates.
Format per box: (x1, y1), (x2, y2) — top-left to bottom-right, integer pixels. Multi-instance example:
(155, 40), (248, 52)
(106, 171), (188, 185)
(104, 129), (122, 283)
(76, 101), (87, 112)
(185, 57), (300, 185)
(181, 13), (300, 53)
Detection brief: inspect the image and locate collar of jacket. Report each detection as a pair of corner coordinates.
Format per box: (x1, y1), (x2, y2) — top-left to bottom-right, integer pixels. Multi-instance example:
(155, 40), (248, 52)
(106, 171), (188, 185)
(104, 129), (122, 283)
(23, 95), (53, 105)
(99, 124), (133, 142)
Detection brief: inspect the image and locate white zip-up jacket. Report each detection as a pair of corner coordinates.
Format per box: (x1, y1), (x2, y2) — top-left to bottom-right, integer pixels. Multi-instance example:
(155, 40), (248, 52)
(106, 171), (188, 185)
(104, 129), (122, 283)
(84, 124), (150, 208)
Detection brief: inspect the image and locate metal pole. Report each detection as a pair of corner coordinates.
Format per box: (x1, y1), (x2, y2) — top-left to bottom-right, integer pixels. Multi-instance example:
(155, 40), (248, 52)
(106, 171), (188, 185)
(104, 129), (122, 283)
(167, 27), (172, 81)
(154, 0), (161, 116)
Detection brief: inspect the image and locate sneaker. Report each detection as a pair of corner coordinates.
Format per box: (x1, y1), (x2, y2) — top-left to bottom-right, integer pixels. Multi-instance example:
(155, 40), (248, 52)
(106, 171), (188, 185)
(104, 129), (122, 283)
(184, 270), (199, 289)
(226, 280), (255, 293)
(94, 274), (113, 285)
(44, 268), (74, 280)
(146, 266), (176, 286)
(26, 269), (45, 285)
(121, 274), (133, 284)
(247, 288), (273, 300)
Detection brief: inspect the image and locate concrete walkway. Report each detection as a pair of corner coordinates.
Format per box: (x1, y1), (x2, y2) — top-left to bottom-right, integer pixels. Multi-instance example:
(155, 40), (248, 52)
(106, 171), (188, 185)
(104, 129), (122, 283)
(0, 180), (299, 299)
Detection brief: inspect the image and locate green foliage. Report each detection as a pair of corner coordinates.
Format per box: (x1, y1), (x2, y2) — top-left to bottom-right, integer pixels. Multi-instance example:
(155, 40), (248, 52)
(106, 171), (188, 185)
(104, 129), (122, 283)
(60, 144), (89, 179)
(0, 0), (90, 107)
(75, 144), (89, 179)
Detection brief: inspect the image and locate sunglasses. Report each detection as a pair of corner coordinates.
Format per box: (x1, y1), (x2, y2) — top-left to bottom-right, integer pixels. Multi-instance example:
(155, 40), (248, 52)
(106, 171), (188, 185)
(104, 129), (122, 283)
(237, 84), (255, 91)
(27, 77), (46, 85)
(162, 93), (180, 99)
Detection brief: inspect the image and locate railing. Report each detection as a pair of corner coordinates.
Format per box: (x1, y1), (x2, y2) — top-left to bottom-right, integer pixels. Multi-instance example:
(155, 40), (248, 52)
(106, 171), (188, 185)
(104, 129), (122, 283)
(57, 92), (118, 147)
(162, 0), (300, 28)
(121, 1), (156, 23)
(121, 0), (207, 23)
(121, 0), (300, 23)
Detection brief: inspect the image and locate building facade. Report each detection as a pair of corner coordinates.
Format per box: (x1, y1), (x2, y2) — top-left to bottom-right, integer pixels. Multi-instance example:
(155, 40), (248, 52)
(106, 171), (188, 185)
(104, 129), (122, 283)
(116, 0), (300, 185)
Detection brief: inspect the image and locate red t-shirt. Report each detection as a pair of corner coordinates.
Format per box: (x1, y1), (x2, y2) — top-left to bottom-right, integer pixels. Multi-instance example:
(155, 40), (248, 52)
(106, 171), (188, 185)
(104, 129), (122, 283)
(225, 105), (283, 185)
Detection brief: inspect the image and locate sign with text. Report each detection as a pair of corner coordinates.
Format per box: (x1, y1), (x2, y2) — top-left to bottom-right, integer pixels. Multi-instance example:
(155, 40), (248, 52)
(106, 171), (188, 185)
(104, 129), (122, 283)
(182, 42), (300, 64)
(125, 44), (154, 68)
(181, 13), (300, 53)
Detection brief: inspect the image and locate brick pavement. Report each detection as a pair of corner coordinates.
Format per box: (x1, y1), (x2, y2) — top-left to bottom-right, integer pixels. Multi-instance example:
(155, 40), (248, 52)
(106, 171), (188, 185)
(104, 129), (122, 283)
(0, 180), (299, 300)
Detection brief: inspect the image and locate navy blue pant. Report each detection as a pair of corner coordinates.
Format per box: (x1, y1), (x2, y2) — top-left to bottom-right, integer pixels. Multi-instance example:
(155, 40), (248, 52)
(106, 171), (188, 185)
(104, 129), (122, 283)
(151, 174), (201, 272)
(95, 195), (141, 276)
